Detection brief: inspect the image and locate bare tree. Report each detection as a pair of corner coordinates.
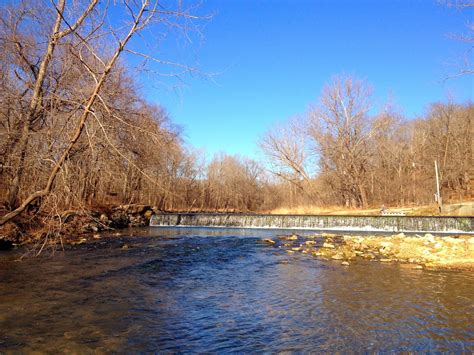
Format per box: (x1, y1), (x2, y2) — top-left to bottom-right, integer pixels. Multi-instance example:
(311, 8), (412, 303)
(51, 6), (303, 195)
(4, 0), (99, 210)
(0, 0), (205, 226)
(307, 75), (379, 207)
(259, 116), (316, 197)
(206, 154), (264, 212)
(443, 0), (474, 77)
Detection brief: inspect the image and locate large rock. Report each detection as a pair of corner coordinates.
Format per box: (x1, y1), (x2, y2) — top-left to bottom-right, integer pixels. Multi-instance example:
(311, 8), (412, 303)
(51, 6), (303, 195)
(129, 215), (146, 227)
(110, 211), (130, 228)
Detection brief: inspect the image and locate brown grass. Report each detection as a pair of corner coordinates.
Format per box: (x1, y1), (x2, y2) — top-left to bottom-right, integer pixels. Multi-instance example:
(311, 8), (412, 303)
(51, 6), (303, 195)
(265, 203), (473, 216)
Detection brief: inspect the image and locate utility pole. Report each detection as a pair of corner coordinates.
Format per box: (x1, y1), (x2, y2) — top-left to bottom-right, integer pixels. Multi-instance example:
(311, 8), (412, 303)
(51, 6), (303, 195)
(434, 160), (442, 213)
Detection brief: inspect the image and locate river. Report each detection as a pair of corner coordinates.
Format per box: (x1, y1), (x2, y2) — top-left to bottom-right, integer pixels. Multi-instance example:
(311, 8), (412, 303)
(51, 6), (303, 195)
(0, 227), (473, 352)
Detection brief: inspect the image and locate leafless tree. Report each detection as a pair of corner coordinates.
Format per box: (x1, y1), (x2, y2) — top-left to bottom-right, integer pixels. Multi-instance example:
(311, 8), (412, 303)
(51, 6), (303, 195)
(259, 116), (318, 199)
(443, 0), (474, 77)
(306, 75), (380, 207)
(0, 0), (207, 226)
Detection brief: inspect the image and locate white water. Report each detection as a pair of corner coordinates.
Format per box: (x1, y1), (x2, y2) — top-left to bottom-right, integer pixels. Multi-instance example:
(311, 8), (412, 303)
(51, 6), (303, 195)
(150, 214), (473, 234)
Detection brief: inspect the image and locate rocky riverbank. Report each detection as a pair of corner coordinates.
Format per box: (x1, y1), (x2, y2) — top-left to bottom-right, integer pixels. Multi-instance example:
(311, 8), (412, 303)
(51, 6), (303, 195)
(265, 233), (474, 271)
(0, 204), (157, 250)
(2, 210), (473, 270)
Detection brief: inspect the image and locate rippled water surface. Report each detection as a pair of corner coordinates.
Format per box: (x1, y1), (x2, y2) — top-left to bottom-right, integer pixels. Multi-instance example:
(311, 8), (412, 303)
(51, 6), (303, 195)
(1, 227), (473, 352)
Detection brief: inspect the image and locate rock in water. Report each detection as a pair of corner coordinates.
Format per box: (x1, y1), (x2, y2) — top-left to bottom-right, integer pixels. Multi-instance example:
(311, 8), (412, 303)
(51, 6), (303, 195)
(279, 234), (298, 241)
(323, 242), (335, 249)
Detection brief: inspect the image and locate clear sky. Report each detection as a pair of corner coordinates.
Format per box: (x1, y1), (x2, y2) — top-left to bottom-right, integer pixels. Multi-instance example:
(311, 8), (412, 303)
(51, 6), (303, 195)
(140, 0), (473, 160)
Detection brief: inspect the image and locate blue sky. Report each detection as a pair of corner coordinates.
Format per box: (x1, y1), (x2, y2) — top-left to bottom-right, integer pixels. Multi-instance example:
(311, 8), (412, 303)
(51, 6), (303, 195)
(138, 0), (473, 160)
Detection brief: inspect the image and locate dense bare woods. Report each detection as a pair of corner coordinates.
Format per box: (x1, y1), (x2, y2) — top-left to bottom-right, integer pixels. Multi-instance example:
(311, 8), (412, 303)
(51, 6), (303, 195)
(261, 75), (473, 209)
(0, 0), (207, 225)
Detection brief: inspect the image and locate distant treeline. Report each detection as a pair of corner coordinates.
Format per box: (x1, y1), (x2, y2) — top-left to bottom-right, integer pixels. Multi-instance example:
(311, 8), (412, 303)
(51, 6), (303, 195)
(259, 76), (473, 209)
(0, 1), (472, 226)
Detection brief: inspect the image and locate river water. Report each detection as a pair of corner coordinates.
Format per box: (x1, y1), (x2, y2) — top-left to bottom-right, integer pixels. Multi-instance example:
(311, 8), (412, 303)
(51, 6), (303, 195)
(1, 227), (473, 352)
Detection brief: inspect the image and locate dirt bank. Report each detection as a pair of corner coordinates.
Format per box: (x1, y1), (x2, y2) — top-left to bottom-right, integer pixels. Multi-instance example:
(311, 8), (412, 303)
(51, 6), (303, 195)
(0, 204), (157, 250)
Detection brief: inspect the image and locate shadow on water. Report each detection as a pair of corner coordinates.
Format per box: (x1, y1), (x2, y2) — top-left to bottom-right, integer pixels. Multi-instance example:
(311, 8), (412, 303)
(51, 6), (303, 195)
(0, 227), (473, 352)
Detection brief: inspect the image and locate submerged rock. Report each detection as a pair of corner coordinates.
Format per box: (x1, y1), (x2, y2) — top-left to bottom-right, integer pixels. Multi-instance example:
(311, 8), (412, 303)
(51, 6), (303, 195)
(321, 233), (336, 238)
(399, 264), (423, 270)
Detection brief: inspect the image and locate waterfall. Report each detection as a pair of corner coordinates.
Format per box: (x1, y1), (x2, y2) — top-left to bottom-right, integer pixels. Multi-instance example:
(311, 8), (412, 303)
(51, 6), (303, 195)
(150, 213), (473, 233)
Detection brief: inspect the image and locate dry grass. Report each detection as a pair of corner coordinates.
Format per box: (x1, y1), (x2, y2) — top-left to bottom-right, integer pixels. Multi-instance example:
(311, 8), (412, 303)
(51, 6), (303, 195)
(266, 203), (473, 216)
(267, 205), (381, 216)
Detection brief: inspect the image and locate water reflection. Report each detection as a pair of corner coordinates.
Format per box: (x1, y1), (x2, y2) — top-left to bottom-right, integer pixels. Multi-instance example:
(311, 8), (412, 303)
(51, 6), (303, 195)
(0, 227), (473, 352)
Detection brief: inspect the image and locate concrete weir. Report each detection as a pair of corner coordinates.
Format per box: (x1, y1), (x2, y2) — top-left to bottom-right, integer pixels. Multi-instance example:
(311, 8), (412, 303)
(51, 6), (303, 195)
(150, 213), (474, 233)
